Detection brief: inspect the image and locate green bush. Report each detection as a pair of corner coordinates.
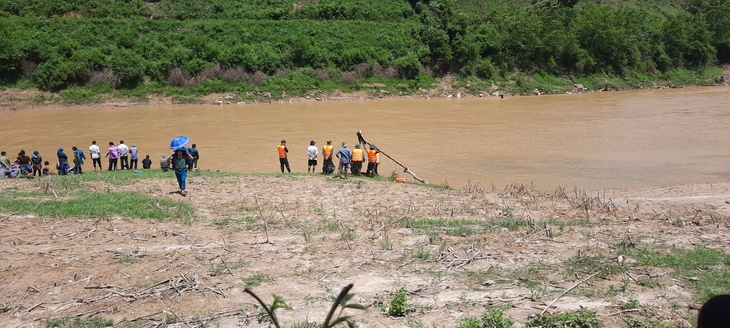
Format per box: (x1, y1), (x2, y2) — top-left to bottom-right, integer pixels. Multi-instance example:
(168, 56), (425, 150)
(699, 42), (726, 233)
(460, 307), (514, 328)
(525, 308), (601, 328)
(0, 0), (727, 91)
(388, 287), (408, 317)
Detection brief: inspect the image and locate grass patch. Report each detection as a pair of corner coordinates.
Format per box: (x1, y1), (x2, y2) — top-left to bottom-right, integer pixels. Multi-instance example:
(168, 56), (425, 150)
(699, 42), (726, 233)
(463, 268), (500, 286)
(211, 259), (248, 275)
(620, 246), (730, 300)
(545, 218), (590, 231)
(460, 306), (514, 328)
(625, 316), (674, 328)
(563, 252), (627, 279)
(46, 316), (113, 328)
(525, 308), (601, 328)
(290, 319), (321, 328)
(243, 273), (270, 289)
(0, 191), (192, 220)
(64, 169), (238, 185)
(394, 217), (526, 236)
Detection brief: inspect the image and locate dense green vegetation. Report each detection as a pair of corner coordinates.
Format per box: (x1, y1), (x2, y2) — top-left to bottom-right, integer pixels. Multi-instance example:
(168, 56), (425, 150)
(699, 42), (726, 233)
(0, 0), (728, 97)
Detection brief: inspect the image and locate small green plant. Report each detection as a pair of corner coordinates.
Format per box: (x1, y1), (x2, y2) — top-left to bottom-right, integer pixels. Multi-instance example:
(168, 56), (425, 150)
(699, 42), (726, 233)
(116, 256), (136, 264)
(46, 316), (114, 328)
(211, 258), (248, 275)
(459, 306), (514, 328)
(389, 170), (399, 180)
(636, 278), (661, 288)
(608, 279), (631, 294)
(214, 217), (231, 226)
(564, 252), (626, 279)
(413, 249), (432, 261)
(388, 287), (409, 317)
(625, 316), (674, 328)
(380, 237), (393, 250)
(525, 308), (601, 328)
(290, 319), (321, 328)
(243, 274), (270, 289)
(245, 283), (364, 328)
(619, 299), (640, 310)
(338, 228), (356, 241)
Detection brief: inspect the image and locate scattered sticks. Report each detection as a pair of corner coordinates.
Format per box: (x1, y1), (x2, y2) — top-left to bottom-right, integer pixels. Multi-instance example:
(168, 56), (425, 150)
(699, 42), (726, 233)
(541, 271), (601, 315)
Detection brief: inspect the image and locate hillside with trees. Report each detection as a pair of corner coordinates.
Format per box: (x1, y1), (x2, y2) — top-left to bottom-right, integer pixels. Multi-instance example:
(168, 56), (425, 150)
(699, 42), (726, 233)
(0, 0), (728, 101)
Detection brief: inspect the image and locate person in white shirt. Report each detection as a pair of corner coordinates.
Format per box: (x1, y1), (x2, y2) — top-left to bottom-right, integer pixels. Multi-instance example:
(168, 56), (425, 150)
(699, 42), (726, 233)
(89, 140), (101, 170)
(117, 140), (129, 170)
(307, 140), (318, 174)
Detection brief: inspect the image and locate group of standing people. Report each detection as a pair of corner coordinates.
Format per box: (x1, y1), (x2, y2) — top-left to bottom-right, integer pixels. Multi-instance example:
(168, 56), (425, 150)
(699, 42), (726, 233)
(277, 139), (380, 179)
(92, 140), (144, 172)
(1, 141), (200, 179)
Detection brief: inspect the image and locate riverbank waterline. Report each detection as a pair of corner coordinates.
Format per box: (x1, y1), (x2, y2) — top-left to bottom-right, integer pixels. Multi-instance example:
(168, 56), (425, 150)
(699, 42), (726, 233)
(0, 86), (729, 190)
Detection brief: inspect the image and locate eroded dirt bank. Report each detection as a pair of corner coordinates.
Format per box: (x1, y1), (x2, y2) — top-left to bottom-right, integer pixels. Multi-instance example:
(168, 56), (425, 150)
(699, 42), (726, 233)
(1, 175), (730, 327)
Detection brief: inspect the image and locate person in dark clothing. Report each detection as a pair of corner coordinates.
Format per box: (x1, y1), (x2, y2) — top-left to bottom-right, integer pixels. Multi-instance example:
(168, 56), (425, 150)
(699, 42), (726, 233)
(321, 140), (335, 175)
(129, 143), (139, 169)
(187, 144), (199, 170)
(15, 150), (32, 175)
(31, 150), (42, 177)
(72, 146), (86, 174)
(167, 148), (193, 196)
(277, 140), (290, 173)
(142, 155), (152, 169)
(57, 147), (70, 175)
(698, 294), (730, 328)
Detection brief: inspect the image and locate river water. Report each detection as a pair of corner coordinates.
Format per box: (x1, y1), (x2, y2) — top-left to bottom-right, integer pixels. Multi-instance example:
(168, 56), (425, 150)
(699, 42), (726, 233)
(1, 87), (729, 190)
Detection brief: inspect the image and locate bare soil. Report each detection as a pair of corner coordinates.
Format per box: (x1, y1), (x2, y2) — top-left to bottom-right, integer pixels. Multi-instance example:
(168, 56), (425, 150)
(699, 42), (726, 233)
(1, 176), (729, 327)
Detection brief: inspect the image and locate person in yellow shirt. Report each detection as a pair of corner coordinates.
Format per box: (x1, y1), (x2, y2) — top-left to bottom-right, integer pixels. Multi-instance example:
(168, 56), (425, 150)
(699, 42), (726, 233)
(43, 161), (54, 175)
(321, 140), (334, 175)
(351, 144), (364, 176)
(277, 139), (290, 173)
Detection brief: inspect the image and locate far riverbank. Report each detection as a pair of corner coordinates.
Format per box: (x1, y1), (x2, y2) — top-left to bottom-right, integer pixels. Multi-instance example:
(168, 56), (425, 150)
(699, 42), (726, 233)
(1, 67), (727, 110)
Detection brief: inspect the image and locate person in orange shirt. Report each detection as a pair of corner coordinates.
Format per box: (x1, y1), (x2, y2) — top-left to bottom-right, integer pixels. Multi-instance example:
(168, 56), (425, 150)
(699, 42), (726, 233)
(321, 140), (335, 175)
(277, 139), (290, 173)
(351, 144), (364, 176)
(366, 143), (379, 177)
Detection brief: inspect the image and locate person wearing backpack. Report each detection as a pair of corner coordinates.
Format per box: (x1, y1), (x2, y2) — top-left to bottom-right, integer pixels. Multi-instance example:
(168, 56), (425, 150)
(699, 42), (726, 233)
(31, 150), (43, 177)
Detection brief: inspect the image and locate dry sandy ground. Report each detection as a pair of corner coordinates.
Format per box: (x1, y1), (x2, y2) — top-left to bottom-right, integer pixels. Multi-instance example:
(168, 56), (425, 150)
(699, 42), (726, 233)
(1, 175), (730, 327)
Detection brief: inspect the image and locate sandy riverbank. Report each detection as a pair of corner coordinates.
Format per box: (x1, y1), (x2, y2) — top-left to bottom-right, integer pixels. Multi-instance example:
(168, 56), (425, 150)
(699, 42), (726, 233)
(1, 66), (728, 111)
(1, 173), (729, 327)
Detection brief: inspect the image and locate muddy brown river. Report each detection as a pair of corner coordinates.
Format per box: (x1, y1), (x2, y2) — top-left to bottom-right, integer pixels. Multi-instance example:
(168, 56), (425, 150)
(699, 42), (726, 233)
(1, 87), (729, 189)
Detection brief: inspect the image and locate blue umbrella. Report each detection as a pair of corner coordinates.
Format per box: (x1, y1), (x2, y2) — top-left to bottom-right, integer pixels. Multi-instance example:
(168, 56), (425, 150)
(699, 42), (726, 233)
(170, 136), (190, 150)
